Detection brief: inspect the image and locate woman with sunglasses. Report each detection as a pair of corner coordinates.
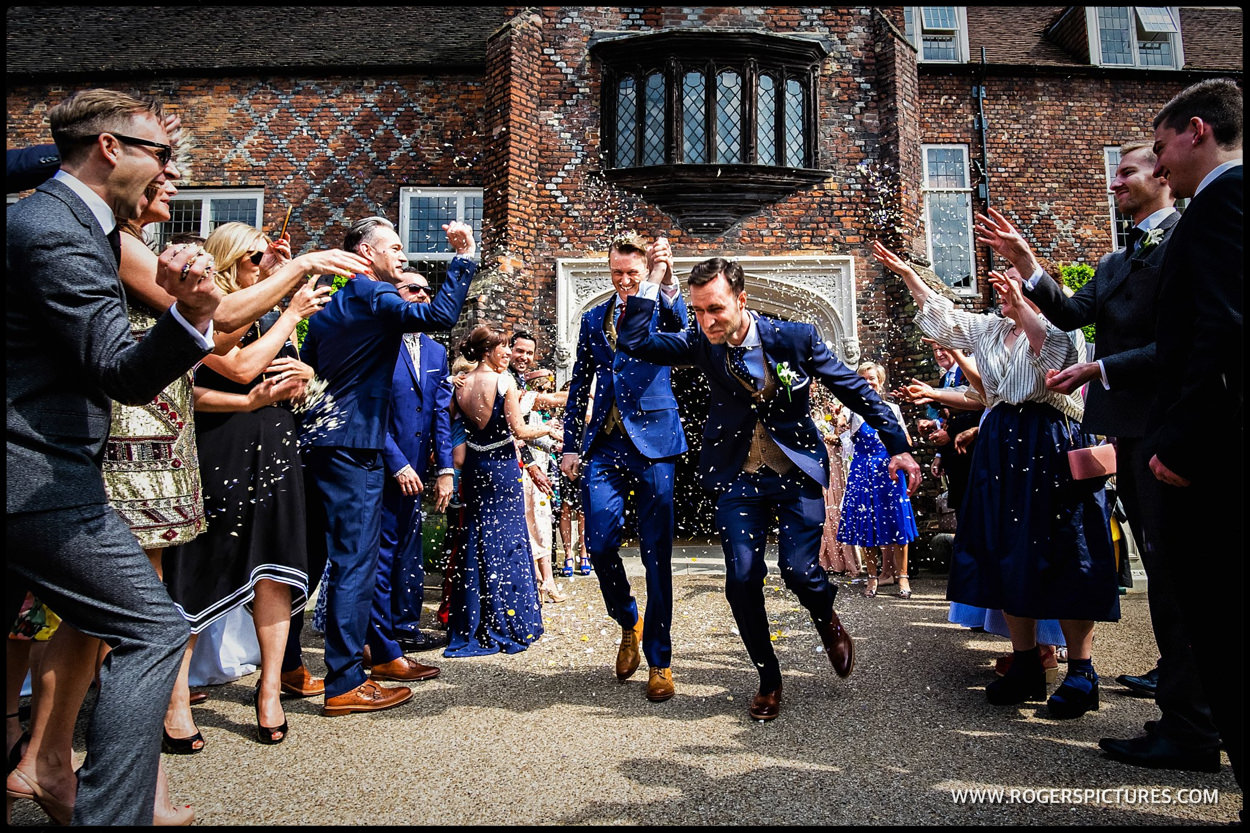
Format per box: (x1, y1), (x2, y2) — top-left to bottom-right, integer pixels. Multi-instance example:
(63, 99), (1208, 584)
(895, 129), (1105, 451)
(159, 221), (340, 749)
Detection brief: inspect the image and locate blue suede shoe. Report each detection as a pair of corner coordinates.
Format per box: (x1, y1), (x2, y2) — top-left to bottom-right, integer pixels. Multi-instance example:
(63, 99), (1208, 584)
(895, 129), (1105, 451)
(1048, 671), (1099, 719)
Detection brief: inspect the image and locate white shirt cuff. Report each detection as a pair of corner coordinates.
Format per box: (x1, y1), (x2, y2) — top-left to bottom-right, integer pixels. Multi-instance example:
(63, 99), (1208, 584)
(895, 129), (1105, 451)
(1097, 359), (1111, 390)
(168, 304), (215, 350)
(1025, 267), (1046, 291)
(635, 282), (660, 302)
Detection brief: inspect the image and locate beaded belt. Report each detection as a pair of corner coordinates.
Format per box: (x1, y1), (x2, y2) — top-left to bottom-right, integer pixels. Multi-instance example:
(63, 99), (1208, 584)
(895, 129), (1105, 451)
(466, 436), (514, 452)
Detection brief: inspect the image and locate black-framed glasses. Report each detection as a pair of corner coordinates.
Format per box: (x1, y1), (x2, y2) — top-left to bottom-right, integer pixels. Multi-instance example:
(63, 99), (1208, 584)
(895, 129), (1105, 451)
(247, 250), (265, 266)
(400, 283), (431, 295)
(97, 132), (173, 166)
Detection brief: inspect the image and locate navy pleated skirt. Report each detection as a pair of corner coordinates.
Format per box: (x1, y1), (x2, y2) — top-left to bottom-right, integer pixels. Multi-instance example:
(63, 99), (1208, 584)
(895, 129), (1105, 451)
(946, 401), (1119, 622)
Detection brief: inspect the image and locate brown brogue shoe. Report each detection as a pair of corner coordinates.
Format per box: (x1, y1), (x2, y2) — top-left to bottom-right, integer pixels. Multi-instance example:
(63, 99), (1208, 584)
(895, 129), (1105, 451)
(615, 614), (644, 681)
(646, 667), (675, 702)
(749, 685), (782, 721)
(322, 680), (413, 716)
(279, 666), (325, 697)
(816, 612), (855, 678)
(369, 655), (441, 682)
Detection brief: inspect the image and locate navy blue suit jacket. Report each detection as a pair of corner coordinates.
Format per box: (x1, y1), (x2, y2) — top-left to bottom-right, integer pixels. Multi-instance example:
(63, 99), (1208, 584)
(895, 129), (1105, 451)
(619, 294), (910, 492)
(301, 257), (474, 451)
(382, 334), (453, 479)
(561, 291), (689, 461)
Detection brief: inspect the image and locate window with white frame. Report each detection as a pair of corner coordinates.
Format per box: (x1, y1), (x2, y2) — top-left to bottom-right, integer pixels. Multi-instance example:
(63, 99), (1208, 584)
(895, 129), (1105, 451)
(903, 7), (969, 63)
(1090, 7), (1181, 69)
(398, 187), (483, 293)
(149, 189), (264, 251)
(1104, 147), (1133, 251)
(922, 145), (976, 292)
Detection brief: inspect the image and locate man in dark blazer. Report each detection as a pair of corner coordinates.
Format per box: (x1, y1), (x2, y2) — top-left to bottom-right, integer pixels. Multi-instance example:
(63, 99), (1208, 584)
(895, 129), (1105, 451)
(975, 141), (1220, 773)
(560, 233), (688, 703)
(301, 217), (474, 716)
(6, 89), (219, 825)
(1145, 78), (1243, 789)
(372, 271), (454, 656)
(618, 255), (920, 721)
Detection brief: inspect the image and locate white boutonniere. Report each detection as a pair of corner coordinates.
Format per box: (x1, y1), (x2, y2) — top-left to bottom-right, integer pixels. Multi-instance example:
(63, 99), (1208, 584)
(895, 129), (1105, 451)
(775, 362), (797, 401)
(1139, 227), (1165, 252)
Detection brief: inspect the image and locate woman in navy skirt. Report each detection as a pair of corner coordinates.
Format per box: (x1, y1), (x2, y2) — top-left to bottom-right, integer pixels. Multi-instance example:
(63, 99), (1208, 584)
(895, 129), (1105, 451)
(873, 242), (1117, 719)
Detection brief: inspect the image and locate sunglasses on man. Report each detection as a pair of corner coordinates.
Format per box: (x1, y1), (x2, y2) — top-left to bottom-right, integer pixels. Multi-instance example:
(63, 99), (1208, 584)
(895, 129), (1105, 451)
(91, 132), (174, 167)
(400, 283), (431, 295)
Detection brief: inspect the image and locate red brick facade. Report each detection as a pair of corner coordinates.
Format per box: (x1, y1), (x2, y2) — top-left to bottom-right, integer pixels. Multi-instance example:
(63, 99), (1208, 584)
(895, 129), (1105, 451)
(6, 6), (1241, 561)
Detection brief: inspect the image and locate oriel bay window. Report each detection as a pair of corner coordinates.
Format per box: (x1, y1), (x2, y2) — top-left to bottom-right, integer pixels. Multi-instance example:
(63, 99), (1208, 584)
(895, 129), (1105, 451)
(592, 30), (829, 235)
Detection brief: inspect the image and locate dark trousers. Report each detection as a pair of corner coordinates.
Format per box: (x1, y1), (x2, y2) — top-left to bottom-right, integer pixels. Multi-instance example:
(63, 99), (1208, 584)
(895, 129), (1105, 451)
(1154, 457), (1244, 787)
(6, 505), (190, 825)
(715, 468), (835, 692)
(368, 483), (425, 664)
(1116, 437), (1220, 750)
(581, 430), (676, 669)
(303, 446), (386, 699)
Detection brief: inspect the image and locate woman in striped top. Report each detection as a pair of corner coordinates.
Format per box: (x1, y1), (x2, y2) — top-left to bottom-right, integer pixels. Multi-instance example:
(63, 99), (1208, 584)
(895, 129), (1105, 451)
(872, 241), (1117, 720)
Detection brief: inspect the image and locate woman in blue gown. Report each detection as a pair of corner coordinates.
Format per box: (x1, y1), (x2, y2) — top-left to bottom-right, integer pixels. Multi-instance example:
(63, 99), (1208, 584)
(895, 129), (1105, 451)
(444, 324), (556, 656)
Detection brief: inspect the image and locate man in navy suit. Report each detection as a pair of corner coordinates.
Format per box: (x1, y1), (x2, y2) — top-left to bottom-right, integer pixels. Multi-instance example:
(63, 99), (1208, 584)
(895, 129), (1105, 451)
(371, 269), (454, 659)
(301, 216), (475, 716)
(560, 233), (688, 703)
(618, 255), (920, 721)
(1144, 78), (1243, 789)
(976, 140), (1221, 773)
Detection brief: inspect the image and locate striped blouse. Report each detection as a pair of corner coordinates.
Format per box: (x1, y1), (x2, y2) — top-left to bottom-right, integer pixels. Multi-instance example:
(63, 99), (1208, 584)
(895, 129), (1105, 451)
(914, 293), (1085, 422)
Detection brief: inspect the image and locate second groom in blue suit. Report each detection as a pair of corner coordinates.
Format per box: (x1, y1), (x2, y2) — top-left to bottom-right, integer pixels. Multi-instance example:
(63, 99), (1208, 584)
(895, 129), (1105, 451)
(560, 233), (688, 703)
(619, 255), (921, 721)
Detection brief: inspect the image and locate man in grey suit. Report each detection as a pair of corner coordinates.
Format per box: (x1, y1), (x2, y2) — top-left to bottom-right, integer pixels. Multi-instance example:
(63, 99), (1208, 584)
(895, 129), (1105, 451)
(6, 89), (221, 825)
(975, 140), (1220, 774)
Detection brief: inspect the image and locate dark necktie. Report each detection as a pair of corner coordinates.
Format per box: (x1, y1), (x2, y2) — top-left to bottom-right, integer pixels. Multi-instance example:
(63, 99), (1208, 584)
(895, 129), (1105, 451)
(1125, 226), (1145, 256)
(728, 345), (756, 389)
(107, 226), (122, 265)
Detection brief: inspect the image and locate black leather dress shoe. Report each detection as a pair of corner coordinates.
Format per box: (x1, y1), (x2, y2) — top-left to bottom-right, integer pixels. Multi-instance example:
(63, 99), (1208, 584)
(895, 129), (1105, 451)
(397, 630), (450, 653)
(1115, 667), (1159, 697)
(1099, 733), (1221, 773)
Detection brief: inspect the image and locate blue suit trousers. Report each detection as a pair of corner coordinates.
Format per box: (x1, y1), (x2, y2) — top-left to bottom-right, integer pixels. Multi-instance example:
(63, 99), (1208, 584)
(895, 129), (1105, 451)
(582, 430), (675, 669)
(369, 483), (425, 664)
(716, 468), (835, 691)
(303, 446), (385, 699)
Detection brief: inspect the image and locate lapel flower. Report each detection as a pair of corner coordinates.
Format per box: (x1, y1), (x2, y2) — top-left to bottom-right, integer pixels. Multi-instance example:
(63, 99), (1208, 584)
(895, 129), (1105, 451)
(774, 361), (797, 401)
(1139, 227), (1165, 252)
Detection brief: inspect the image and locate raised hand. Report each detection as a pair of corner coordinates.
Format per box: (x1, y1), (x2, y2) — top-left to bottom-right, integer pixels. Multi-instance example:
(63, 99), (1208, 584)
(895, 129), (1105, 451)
(870, 240), (916, 278)
(974, 207), (1040, 276)
(286, 276), (333, 320)
(291, 248), (371, 279)
(444, 221), (476, 258)
(646, 236), (674, 285)
(259, 236), (292, 278)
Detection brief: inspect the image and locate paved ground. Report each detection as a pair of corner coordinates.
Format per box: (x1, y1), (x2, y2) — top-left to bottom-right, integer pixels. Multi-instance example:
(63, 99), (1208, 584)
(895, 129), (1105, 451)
(9, 550), (1241, 826)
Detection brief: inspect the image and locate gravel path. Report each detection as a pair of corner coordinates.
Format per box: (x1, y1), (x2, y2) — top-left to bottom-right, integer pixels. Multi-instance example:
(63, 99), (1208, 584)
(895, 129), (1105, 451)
(9, 565), (1241, 826)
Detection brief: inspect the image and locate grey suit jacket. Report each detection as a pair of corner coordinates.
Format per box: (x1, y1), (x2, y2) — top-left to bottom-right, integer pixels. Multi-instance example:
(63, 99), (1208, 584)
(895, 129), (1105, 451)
(1022, 211), (1179, 438)
(6, 178), (211, 514)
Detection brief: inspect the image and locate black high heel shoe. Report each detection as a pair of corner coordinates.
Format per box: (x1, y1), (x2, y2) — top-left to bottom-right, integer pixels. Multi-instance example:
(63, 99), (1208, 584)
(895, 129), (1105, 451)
(161, 727), (205, 755)
(254, 685), (288, 745)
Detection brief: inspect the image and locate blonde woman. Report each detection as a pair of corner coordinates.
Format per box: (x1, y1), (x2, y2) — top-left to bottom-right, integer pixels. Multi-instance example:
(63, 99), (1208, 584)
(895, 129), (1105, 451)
(160, 222), (362, 748)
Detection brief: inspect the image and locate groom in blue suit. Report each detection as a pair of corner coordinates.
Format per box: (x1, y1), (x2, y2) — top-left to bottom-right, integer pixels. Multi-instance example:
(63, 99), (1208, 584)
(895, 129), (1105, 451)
(560, 233), (688, 703)
(301, 217), (475, 716)
(370, 270), (455, 659)
(619, 255), (920, 721)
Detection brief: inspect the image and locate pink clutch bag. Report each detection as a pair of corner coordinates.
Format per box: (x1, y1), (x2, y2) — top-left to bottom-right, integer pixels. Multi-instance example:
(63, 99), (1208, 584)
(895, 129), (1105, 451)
(1068, 443), (1116, 480)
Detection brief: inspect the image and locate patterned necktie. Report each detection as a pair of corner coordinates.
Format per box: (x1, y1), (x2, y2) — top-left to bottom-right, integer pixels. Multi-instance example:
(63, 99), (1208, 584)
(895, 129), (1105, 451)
(1125, 226), (1145, 256)
(107, 226), (122, 265)
(728, 345), (756, 389)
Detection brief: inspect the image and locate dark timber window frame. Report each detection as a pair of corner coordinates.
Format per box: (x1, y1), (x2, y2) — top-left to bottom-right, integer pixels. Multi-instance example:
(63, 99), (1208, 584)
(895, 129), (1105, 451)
(592, 30), (830, 235)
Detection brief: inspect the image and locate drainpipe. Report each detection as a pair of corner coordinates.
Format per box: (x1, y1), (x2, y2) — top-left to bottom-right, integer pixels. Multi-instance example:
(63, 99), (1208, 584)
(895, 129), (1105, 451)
(974, 47), (993, 278)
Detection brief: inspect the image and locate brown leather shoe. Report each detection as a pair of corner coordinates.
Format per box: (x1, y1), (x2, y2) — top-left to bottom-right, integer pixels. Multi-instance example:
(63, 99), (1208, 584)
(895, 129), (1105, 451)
(615, 614), (645, 681)
(646, 667), (675, 702)
(749, 685), (782, 721)
(279, 666), (325, 697)
(322, 680), (413, 716)
(369, 655), (441, 682)
(188, 690), (209, 705)
(815, 612), (855, 678)
(362, 643), (372, 668)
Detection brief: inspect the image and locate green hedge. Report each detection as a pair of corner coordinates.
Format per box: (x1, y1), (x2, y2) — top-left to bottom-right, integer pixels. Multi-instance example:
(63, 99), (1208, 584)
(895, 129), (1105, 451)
(1057, 263), (1096, 344)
